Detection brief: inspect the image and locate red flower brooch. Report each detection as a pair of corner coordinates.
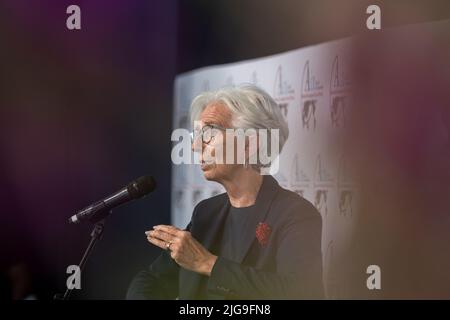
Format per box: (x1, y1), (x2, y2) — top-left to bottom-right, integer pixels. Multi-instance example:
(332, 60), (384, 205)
(255, 222), (271, 247)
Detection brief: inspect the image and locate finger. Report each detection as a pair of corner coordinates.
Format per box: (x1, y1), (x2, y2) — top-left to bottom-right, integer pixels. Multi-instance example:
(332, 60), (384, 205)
(147, 236), (169, 250)
(146, 229), (170, 240)
(148, 230), (174, 242)
(153, 225), (184, 237)
(153, 225), (181, 233)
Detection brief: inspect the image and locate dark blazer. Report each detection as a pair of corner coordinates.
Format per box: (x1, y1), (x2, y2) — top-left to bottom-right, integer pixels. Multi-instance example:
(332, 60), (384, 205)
(127, 175), (324, 299)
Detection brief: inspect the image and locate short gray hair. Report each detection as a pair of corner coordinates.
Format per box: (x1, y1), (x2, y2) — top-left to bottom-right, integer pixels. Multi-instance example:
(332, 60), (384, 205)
(190, 84), (289, 167)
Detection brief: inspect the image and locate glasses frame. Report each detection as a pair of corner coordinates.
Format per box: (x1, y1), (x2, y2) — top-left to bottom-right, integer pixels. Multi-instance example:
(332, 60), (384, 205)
(190, 124), (227, 145)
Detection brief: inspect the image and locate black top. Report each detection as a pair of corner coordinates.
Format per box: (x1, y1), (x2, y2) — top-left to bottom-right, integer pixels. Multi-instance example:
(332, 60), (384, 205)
(195, 204), (254, 299)
(220, 205), (253, 263)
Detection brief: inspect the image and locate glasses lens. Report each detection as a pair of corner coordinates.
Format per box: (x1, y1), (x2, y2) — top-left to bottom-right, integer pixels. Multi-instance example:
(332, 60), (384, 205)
(202, 125), (213, 143)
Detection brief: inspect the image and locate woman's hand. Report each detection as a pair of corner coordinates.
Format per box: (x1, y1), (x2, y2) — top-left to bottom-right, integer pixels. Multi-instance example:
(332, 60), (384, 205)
(146, 225), (217, 276)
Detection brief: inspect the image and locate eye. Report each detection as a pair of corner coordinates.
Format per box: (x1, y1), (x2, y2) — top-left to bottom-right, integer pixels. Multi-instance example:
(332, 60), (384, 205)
(202, 126), (213, 142)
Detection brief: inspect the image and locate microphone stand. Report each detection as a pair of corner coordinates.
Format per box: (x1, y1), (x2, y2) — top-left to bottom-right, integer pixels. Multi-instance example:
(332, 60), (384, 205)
(55, 212), (109, 300)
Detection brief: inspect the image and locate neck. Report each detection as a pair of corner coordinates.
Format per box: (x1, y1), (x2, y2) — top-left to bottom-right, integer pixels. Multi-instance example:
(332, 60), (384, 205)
(220, 168), (263, 208)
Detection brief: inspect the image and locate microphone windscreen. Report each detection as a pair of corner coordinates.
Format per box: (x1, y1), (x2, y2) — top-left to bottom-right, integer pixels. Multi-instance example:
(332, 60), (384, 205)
(127, 175), (156, 199)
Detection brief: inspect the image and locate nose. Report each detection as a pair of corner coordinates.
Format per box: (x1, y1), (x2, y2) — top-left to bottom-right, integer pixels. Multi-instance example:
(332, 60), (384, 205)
(191, 133), (202, 152)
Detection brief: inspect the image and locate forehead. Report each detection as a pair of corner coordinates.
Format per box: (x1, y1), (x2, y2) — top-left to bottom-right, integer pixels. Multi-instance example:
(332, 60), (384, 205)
(199, 102), (232, 127)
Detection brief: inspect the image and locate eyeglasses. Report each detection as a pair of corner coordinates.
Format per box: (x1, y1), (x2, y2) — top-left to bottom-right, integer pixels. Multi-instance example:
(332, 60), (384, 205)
(190, 124), (227, 145)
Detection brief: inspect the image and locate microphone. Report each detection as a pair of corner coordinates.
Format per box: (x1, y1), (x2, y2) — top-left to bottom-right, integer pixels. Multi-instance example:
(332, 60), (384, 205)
(69, 175), (156, 224)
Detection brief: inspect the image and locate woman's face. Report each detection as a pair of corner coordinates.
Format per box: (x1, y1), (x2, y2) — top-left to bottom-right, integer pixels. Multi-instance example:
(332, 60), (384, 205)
(192, 103), (241, 183)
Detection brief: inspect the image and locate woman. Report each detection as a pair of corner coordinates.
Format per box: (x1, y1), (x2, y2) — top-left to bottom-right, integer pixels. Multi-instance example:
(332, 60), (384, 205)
(127, 84), (324, 299)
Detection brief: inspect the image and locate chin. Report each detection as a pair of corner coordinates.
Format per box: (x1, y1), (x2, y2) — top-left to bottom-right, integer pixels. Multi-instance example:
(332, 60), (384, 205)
(202, 166), (221, 182)
(203, 170), (216, 181)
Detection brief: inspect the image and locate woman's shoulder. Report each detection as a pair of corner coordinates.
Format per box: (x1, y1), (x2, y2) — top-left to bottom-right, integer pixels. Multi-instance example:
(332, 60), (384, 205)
(193, 191), (228, 212)
(273, 186), (321, 221)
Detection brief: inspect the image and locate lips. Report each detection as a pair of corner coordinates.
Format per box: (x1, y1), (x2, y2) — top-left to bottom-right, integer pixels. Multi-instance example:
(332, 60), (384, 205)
(200, 159), (214, 170)
(200, 161), (211, 170)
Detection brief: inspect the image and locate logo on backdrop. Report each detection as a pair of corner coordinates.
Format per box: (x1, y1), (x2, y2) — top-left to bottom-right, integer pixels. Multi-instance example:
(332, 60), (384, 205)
(330, 55), (351, 128)
(301, 61), (323, 131)
(314, 154), (334, 185)
(313, 153), (334, 216)
(273, 65), (295, 121)
(289, 152), (311, 198)
(337, 154), (356, 218)
(314, 189), (328, 216)
(339, 190), (353, 217)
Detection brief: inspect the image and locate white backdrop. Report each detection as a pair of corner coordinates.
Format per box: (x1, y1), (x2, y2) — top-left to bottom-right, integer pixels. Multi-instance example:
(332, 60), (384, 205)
(171, 38), (356, 298)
